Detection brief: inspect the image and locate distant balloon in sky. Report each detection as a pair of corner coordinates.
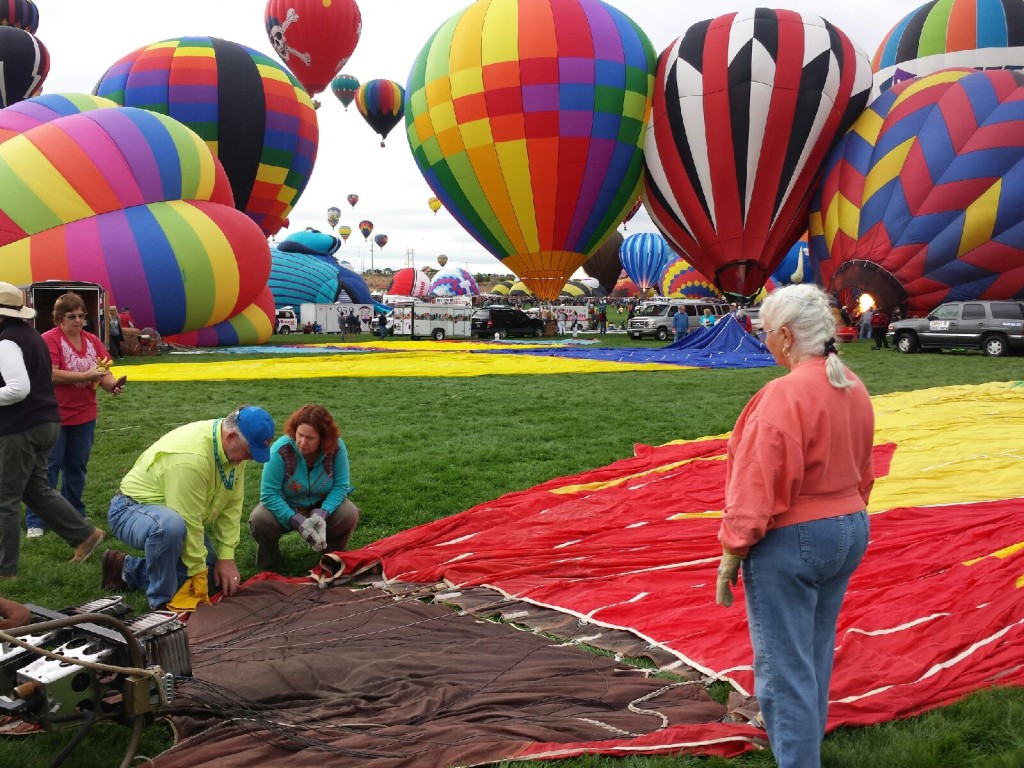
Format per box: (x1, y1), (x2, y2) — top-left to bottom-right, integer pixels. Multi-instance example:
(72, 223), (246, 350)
(872, 0), (1024, 95)
(358, 219), (373, 240)
(428, 196), (442, 215)
(809, 68), (1024, 314)
(331, 73), (360, 110)
(0, 94), (272, 346)
(643, 9), (872, 299)
(0, 0), (39, 33)
(264, 0), (362, 97)
(347, 194), (359, 208)
(407, 0), (656, 301)
(436, 254), (448, 268)
(337, 224), (352, 243)
(374, 233), (388, 250)
(355, 78), (404, 146)
(0, 26), (48, 108)
(327, 206), (341, 229)
(94, 36), (319, 239)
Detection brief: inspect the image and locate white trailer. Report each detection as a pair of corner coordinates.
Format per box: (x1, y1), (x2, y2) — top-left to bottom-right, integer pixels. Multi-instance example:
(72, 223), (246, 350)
(391, 302), (474, 340)
(300, 303), (376, 334)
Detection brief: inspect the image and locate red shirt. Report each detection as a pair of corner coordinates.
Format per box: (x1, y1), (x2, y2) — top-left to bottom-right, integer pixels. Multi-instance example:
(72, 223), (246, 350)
(119, 311), (135, 329)
(43, 328), (110, 426)
(718, 357), (875, 557)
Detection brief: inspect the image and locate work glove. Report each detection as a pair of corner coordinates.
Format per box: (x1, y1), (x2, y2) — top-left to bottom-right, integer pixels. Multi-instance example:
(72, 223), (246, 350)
(311, 507), (330, 521)
(291, 513), (327, 552)
(715, 551), (743, 608)
(167, 570), (211, 612)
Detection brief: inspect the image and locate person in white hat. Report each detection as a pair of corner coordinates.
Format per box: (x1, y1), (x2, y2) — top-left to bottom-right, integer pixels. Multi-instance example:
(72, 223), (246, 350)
(0, 282), (105, 579)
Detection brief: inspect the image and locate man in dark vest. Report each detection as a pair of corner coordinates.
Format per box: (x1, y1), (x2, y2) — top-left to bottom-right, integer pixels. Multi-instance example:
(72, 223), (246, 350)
(0, 282), (105, 579)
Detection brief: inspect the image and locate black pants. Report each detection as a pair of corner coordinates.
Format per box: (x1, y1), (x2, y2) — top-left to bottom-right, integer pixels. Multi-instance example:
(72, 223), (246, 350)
(109, 333), (124, 359)
(872, 328), (889, 349)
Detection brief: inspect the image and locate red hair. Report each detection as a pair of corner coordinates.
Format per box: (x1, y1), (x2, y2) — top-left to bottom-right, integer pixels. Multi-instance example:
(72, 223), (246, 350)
(284, 404), (340, 454)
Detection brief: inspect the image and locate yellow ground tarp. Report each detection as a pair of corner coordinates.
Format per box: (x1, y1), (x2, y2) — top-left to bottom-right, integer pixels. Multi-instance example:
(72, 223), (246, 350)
(124, 350), (688, 381)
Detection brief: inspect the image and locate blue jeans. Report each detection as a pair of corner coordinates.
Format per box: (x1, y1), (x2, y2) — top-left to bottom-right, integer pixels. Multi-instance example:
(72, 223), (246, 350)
(107, 493), (217, 609)
(26, 420), (96, 530)
(742, 510), (869, 768)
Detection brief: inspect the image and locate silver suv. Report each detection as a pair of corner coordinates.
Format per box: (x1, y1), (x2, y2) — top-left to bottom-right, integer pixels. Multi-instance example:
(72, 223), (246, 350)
(888, 300), (1024, 356)
(627, 300), (728, 341)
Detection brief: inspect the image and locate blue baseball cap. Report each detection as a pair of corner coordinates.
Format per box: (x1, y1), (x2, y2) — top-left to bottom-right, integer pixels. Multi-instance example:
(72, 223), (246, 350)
(237, 406), (275, 463)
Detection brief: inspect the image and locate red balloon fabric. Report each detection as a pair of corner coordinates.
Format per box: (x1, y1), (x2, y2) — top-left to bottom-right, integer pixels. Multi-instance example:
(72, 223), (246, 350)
(264, 0), (362, 96)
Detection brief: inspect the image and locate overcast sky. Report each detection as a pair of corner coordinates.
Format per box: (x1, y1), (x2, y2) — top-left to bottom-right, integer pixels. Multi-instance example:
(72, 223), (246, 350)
(39, 0), (924, 276)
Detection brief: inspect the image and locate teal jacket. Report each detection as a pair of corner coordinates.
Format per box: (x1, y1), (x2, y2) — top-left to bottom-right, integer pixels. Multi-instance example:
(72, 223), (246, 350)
(260, 435), (353, 529)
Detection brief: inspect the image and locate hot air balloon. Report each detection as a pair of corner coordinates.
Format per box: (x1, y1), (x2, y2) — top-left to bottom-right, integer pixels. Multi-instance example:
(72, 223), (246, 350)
(331, 73), (360, 110)
(264, 0), (362, 97)
(489, 279), (514, 296)
(406, 0), (656, 300)
(94, 36), (319, 239)
(430, 268), (480, 297)
(347, 194), (359, 208)
(0, 94), (273, 346)
(660, 256), (722, 300)
(809, 68), (1024, 315)
(0, 0), (39, 33)
(337, 225), (352, 243)
(621, 198), (643, 230)
(620, 233), (674, 294)
(358, 220), (373, 240)
(355, 78), (404, 146)
(428, 196), (442, 215)
(582, 232), (625, 294)
(0, 26), (48, 108)
(437, 254), (448, 268)
(327, 206), (342, 229)
(387, 267), (431, 297)
(374, 234), (388, 250)
(560, 280), (594, 299)
(643, 9), (872, 300)
(612, 275), (642, 297)
(873, 0), (1024, 96)
(771, 237), (810, 287)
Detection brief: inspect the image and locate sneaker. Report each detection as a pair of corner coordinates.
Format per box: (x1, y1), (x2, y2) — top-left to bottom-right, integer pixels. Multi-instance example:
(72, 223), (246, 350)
(70, 528), (105, 562)
(26, 528), (43, 539)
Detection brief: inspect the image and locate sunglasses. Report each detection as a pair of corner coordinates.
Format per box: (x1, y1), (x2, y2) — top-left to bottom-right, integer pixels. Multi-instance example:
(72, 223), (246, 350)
(63, 313), (87, 320)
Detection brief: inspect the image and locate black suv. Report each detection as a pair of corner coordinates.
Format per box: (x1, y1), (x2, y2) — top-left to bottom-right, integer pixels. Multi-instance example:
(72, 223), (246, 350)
(888, 300), (1024, 356)
(471, 306), (545, 339)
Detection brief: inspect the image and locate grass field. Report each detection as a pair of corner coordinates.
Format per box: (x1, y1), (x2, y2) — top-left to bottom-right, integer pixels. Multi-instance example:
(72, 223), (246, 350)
(3, 332), (1024, 768)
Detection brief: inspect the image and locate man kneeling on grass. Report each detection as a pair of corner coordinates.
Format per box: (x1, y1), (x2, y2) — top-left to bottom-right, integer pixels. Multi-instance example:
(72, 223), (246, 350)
(101, 406), (275, 611)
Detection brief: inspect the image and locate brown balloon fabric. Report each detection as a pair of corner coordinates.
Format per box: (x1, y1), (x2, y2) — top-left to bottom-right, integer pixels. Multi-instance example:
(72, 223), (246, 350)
(154, 580), (751, 767)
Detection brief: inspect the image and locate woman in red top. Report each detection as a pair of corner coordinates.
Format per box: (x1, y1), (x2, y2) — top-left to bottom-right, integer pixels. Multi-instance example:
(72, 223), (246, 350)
(716, 284), (874, 768)
(24, 293), (126, 536)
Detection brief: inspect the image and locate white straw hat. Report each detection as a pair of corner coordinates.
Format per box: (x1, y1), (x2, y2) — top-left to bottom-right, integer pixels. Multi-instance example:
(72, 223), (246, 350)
(0, 282), (35, 320)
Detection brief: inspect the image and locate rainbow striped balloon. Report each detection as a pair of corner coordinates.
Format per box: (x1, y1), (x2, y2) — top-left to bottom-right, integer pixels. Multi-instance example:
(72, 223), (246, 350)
(94, 36), (319, 239)
(0, 94), (272, 345)
(406, 0), (655, 300)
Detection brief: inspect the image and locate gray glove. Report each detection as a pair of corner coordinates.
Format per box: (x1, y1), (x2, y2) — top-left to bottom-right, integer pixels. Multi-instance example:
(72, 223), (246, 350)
(291, 514), (327, 552)
(715, 551), (743, 608)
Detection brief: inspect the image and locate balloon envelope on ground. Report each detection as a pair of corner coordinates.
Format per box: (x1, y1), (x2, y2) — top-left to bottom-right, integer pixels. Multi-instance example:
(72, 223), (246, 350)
(388, 267), (431, 297)
(429, 268), (480, 297)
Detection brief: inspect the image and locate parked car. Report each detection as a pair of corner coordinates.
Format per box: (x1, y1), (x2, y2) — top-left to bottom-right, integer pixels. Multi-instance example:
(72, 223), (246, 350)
(471, 306), (546, 339)
(887, 300), (1024, 356)
(626, 299), (728, 341)
(275, 306), (298, 334)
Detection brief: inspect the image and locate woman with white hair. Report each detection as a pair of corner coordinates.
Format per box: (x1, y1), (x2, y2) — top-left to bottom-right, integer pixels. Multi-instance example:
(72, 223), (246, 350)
(715, 283), (874, 768)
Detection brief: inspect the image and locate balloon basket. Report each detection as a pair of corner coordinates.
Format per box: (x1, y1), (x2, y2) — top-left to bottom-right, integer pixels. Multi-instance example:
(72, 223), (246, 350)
(836, 327), (858, 344)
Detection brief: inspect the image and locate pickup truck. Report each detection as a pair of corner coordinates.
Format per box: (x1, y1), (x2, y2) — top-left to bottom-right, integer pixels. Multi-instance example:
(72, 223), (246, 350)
(887, 300), (1024, 356)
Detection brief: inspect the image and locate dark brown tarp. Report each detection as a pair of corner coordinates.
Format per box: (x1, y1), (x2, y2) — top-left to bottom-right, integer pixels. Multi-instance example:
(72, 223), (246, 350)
(155, 580), (756, 767)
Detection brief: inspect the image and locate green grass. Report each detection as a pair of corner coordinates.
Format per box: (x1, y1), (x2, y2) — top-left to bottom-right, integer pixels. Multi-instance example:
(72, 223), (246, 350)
(3, 338), (1024, 767)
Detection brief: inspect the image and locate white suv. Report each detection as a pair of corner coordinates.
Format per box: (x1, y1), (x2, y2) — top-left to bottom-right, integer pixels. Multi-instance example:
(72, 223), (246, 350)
(627, 300), (728, 341)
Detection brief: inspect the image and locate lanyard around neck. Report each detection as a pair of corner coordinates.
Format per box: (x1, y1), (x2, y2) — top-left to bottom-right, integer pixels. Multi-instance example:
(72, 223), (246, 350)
(212, 419), (236, 491)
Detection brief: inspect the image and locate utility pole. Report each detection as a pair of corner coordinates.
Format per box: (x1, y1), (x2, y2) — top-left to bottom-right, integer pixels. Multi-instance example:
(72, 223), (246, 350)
(405, 248), (415, 269)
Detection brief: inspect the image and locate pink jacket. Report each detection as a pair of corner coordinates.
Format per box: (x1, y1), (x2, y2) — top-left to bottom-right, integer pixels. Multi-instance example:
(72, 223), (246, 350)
(718, 357), (875, 557)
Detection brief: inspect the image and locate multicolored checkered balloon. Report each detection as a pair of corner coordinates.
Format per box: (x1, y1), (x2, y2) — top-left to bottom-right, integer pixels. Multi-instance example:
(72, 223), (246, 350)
(406, 0), (655, 300)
